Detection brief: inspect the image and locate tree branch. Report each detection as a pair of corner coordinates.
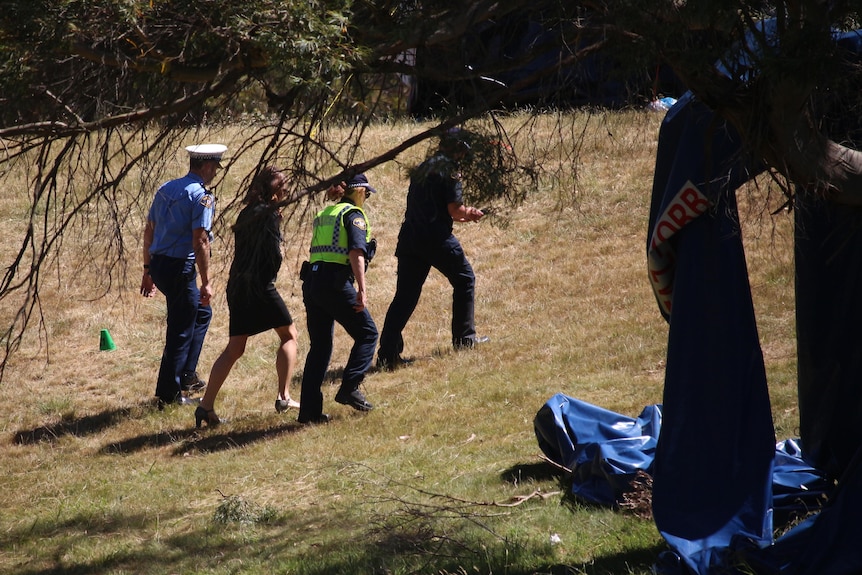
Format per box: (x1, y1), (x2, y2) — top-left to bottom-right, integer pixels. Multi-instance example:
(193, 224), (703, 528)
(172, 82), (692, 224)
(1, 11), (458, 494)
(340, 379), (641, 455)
(0, 70), (244, 139)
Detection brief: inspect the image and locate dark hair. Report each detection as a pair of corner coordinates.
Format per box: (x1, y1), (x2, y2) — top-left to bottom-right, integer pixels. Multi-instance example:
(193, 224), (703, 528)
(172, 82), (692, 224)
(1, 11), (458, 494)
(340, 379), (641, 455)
(243, 166), (285, 205)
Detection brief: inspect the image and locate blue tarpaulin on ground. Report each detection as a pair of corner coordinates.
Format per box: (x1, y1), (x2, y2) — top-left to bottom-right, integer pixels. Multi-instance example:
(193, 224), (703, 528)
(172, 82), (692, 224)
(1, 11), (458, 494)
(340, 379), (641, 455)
(534, 394), (661, 507)
(534, 394), (837, 573)
(534, 394), (832, 518)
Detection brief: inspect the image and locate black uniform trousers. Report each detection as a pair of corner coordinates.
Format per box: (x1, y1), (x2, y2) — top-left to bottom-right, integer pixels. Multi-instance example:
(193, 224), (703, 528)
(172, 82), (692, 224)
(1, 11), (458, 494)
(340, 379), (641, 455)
(379, 234), (476, 359)
(299, 262), (378, 420)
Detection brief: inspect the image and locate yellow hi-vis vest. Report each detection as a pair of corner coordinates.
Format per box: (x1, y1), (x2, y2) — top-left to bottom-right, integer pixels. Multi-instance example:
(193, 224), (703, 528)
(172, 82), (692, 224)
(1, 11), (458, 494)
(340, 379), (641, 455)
(309, 202), (371, 265)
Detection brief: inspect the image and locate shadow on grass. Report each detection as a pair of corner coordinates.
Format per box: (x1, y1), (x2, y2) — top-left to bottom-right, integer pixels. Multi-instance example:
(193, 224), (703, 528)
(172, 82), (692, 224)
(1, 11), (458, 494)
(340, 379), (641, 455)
(2, 505), (340, 575)
(11, 399), (330, 456)
(2, 491), (667, 575)
(293, 527), (666, 575)
(8, 527), (665, 575)
(12, 403), (151, 445)
(500, 460), (566, 485)
(537, 544), (668, 575)
(99, 421), (303, 456)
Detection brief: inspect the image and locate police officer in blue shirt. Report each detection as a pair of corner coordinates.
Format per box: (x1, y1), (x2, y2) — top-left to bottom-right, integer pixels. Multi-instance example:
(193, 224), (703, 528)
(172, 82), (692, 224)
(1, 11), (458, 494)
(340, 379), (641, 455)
(298, 174), (379, 424)
(141, 143), (225, 406)
(377, 129), (488, 371)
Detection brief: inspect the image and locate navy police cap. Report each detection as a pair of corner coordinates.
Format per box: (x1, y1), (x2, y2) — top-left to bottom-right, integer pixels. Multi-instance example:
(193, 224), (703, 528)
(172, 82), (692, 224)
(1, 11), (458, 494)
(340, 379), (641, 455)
(347, 173), (377, 194)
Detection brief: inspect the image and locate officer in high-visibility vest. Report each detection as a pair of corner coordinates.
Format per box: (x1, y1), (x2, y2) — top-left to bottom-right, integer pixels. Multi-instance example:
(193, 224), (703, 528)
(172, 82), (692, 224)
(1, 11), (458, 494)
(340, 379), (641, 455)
(298, 173), (379, 424)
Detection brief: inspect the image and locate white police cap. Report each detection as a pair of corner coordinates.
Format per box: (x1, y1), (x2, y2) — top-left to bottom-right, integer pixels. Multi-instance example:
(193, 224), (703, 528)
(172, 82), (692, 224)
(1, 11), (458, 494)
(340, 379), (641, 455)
(185, 144), (228, 162)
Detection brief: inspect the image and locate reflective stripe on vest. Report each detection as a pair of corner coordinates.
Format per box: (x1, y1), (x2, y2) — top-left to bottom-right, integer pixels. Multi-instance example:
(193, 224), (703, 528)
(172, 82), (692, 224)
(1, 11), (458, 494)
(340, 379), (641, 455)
(309, 203), (369, 265)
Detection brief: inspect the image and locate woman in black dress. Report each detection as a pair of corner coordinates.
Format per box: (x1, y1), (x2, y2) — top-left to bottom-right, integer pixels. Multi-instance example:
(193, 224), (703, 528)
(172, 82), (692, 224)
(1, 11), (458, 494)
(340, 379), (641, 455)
(195, 166), (300, 428)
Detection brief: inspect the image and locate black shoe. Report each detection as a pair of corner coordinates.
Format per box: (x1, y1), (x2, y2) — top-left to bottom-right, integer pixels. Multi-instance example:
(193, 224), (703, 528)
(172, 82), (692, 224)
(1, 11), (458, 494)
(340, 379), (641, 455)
(156, 393), (201, 410)
(376, 355), (414, 372)
(180, 371), (206, 393)
(194, 406), (224, 428)
(334, 388), (374, 411)
(297, 413), (331, 425)
(454, 335), (490, 350)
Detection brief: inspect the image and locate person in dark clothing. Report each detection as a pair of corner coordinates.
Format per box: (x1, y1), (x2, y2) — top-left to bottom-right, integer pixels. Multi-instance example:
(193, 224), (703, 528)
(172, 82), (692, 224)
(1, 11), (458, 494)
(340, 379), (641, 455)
(377, 130), (489, 371)
(297, 174), (379, 425)
(195, 166), (299, 428)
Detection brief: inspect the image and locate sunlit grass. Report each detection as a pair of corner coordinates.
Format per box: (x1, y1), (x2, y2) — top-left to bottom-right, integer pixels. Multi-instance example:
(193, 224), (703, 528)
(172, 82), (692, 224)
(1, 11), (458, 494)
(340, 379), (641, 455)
(0, 109), (797, 574)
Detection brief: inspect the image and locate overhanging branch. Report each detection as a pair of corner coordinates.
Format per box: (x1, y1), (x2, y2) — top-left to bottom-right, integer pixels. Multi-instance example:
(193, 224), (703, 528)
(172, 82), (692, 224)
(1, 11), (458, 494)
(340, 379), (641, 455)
(0, 70), (245, 139)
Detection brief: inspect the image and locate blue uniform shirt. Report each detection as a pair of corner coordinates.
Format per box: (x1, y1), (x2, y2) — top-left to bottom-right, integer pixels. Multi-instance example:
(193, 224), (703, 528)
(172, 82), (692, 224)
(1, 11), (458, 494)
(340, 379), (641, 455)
(148, 173), (215, 259)
(343, 207), (371, 257)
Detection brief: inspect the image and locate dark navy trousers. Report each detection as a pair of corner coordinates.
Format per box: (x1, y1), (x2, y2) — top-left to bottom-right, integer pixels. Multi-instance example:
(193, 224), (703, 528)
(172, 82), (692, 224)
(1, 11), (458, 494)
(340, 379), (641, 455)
(299, 263), (378, 420)
(149, 255), (212, 402)
(378, 234), (475, 358)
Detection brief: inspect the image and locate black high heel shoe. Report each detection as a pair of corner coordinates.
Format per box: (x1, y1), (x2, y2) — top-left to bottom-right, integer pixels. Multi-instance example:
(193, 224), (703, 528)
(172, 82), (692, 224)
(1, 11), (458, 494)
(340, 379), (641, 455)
(195, 406), (222, 428)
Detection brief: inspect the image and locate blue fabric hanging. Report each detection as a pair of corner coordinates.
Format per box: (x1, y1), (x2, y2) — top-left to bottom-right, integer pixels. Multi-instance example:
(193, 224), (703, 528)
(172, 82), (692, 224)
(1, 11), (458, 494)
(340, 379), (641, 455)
(646, 93), (776, 574)
(534, 85), (862, 574)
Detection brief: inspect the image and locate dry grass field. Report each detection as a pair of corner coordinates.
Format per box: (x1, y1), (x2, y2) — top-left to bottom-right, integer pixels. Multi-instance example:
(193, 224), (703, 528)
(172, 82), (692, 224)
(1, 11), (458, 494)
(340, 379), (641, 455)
(0, 110), (797, 574)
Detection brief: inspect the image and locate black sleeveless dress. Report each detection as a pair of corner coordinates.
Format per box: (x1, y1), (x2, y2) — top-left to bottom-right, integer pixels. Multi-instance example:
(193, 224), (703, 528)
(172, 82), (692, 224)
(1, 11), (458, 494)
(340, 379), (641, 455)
(226, 203), (293, 336)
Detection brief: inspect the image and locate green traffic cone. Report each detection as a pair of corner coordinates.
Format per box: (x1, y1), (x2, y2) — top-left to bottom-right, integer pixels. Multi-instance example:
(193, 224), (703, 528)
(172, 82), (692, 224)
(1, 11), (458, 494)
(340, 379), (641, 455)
(99, 328), (116, 351)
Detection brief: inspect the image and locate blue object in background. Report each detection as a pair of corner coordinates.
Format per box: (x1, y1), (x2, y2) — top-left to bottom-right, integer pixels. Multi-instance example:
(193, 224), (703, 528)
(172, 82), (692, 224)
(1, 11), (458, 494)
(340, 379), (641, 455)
(534, 84), (862, 574)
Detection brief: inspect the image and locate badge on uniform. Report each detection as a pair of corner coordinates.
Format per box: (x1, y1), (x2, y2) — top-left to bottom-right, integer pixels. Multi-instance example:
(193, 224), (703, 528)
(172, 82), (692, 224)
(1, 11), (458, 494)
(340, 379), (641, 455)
(200, 194), (214, 208)
(352, 216), (367, 231)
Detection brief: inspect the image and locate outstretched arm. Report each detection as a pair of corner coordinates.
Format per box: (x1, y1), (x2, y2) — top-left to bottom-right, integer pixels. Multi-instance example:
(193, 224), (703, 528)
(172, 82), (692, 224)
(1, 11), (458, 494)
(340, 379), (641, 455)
(448, 202), (484, 222)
